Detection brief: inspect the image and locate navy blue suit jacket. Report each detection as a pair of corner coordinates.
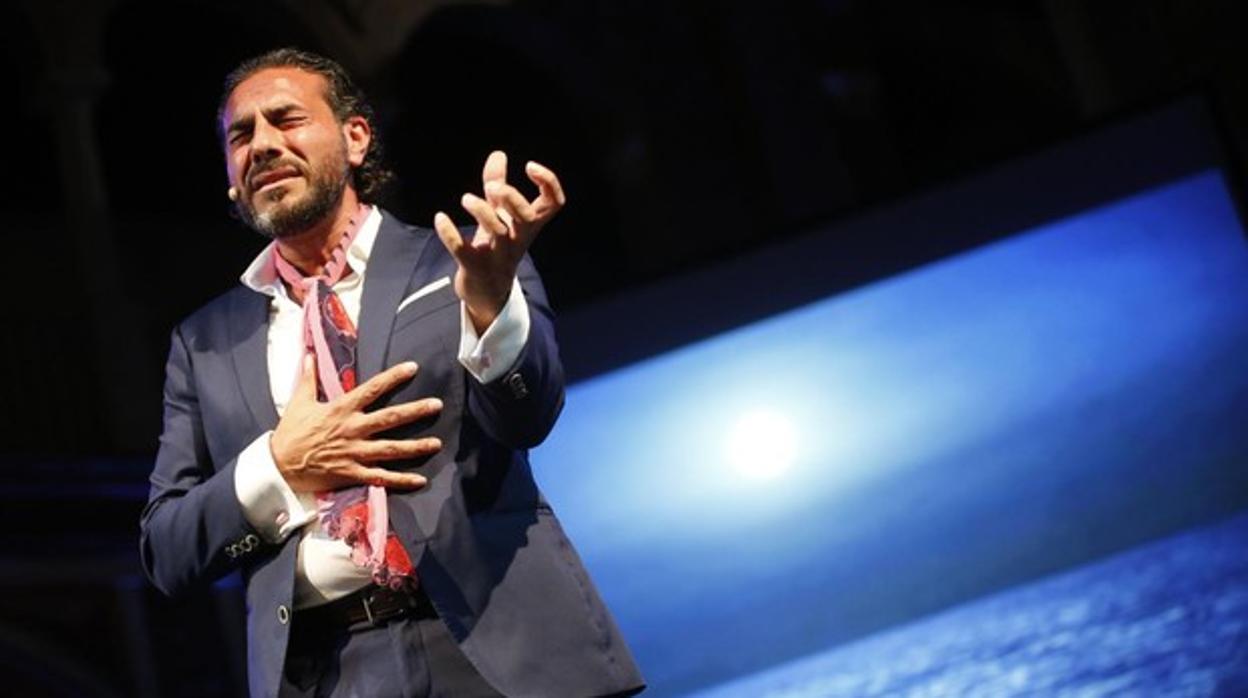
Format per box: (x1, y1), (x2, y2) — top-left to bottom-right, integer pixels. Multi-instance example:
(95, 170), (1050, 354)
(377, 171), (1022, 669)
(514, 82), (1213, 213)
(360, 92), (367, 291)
(140, 212), (644, 697)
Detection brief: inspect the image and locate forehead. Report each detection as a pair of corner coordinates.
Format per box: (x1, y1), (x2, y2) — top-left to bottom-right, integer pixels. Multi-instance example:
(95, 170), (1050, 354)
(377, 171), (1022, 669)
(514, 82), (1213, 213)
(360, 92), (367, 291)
(223, 67), (332, 125)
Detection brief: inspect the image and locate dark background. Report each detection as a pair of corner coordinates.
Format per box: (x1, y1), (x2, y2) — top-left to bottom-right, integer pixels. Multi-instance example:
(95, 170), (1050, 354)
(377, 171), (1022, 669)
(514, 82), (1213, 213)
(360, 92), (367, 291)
(2, 1), (1247, 696)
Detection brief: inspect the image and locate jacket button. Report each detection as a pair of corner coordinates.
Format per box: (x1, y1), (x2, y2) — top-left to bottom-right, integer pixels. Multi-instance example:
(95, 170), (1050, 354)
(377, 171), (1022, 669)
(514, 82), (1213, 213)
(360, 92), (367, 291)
(506, 373), (529, 399)
(277, 605), (290, 625)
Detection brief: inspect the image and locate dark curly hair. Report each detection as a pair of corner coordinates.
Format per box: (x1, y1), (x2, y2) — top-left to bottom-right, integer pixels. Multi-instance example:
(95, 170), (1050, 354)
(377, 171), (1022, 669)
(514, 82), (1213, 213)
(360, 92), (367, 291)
(218, 48), (394, 203)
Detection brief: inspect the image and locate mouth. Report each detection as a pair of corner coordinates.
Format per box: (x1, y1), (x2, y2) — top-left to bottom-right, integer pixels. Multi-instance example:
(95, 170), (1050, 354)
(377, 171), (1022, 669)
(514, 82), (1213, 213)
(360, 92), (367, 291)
(248, 166), (302, 194)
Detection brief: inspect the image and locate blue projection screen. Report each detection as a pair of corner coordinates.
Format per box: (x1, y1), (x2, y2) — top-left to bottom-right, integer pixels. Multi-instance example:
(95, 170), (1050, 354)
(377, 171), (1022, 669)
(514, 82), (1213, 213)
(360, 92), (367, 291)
(531, 169), (1248, 696)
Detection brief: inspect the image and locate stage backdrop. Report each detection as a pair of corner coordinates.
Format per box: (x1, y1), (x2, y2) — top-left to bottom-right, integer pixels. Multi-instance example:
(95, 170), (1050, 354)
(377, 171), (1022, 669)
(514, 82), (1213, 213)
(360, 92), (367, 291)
(531, 99), (1248, 697)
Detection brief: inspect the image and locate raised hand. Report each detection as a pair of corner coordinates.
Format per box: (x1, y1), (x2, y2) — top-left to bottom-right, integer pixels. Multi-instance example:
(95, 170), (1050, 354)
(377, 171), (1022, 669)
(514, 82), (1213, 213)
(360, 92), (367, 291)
(432, 150), (566, 332)
(269, 356), (443, 492)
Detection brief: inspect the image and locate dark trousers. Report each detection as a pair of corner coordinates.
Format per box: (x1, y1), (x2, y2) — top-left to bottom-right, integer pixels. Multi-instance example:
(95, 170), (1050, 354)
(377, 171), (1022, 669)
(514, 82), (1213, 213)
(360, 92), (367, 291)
(279, 611), (503, 698)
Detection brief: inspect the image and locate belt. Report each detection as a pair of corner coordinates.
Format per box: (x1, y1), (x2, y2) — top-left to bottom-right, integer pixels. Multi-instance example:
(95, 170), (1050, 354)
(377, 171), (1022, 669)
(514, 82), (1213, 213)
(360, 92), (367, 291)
(295, 584), (436, 632)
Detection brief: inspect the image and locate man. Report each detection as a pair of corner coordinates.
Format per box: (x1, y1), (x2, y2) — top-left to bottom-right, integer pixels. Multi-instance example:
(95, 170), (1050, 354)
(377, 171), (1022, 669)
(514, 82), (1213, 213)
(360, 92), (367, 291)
(139, 48), (644, 697)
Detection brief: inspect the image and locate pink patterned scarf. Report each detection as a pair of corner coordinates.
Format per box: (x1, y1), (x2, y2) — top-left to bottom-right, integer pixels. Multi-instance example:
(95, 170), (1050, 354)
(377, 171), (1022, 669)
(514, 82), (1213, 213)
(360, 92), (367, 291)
(270, 203), (415, 589)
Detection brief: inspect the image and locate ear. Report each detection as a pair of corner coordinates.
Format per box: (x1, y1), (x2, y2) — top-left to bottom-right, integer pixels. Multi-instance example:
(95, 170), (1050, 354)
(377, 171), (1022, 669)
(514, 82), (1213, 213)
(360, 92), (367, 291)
(342, 115), (372, 168)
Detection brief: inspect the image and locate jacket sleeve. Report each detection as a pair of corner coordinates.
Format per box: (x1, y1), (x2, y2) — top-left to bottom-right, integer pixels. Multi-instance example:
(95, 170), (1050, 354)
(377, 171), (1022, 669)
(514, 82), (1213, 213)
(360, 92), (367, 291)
(139, 324), (264, 597)
(464, 255), (566, 449)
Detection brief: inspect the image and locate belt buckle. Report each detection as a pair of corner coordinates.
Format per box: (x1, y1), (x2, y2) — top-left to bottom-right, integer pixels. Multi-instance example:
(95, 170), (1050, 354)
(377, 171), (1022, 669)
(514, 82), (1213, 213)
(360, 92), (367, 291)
(362, 589), (379, 626)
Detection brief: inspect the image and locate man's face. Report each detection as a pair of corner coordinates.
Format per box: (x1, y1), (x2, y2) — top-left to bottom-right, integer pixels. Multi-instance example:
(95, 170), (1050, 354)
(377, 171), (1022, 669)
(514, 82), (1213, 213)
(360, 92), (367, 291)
(221, 67), (364, 239)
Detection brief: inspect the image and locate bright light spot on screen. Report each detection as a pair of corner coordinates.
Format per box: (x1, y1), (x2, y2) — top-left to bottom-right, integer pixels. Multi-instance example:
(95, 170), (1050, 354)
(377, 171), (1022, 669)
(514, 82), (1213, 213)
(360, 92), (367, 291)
(725, 409), (799, 480)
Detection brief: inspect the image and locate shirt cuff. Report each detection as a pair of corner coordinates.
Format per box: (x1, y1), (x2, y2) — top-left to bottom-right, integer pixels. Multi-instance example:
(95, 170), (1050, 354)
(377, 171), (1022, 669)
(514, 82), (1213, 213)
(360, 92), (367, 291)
(458, 277), (530, 384)
(233, 431), (316, 543)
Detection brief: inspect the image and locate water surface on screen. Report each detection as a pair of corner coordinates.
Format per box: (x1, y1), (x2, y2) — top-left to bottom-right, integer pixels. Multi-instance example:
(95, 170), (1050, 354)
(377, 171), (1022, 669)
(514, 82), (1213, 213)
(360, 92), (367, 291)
(531, 169), (1248, 695)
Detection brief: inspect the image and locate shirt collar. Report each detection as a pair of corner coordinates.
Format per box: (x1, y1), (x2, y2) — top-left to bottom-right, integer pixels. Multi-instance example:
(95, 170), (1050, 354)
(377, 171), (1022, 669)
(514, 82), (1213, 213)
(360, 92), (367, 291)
(240, 205), (382, 298)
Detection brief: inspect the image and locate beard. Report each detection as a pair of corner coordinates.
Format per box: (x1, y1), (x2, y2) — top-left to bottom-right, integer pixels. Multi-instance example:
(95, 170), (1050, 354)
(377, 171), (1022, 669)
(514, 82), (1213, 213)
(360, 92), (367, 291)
(235, 147), (350, 240)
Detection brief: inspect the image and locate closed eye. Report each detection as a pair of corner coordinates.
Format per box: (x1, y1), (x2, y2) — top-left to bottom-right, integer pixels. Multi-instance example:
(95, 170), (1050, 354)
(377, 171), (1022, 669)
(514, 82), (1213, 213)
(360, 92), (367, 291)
(226, 118), (253, 146)
(224, 104), (306, 146)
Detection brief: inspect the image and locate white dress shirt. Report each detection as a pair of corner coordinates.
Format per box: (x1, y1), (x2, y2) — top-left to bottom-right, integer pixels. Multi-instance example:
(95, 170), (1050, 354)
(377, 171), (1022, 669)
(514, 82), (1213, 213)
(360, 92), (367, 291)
(231, 206), (530, 609)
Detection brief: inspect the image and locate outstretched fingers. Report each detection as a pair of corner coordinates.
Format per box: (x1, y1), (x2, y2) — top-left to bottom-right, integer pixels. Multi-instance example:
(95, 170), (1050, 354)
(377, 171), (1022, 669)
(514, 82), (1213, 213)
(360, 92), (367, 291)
(482, 150), (508, 194)
(433, 211), (467, 260)
(484, 181), (538, 233)
(525, 160), (566, 210)
(341, 464), (428, 490)
(340, 361), (419, 412)
(353, 398), (443, 436)
(352, 436), (443, 463)
(460, 192), (510, 247)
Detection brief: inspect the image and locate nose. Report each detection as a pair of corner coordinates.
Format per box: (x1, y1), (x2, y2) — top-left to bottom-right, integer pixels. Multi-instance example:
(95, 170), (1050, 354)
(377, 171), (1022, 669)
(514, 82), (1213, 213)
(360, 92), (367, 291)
(248, 117), (284, 168)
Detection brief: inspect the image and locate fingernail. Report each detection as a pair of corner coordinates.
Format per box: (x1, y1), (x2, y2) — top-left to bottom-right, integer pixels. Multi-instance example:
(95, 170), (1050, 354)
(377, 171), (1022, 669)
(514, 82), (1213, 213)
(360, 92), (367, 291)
(403, 361), (418, 372)
(430, 398), (443, 410)
(485, 181), (501, 193)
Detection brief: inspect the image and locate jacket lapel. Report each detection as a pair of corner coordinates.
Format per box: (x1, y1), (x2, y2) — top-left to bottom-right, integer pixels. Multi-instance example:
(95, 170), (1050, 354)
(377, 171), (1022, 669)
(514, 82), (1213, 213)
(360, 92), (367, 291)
(356, 212), (433, 382)
(228, 287), (279, 432)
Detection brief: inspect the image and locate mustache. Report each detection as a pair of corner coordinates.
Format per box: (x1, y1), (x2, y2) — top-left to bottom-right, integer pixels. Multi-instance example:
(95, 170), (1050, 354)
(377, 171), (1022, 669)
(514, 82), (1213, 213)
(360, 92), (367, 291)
(247, 160), (304, 190)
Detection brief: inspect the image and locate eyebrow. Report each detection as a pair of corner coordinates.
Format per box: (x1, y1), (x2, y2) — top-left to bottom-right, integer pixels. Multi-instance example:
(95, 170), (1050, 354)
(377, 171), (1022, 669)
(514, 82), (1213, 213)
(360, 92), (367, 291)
(225, 102), (304, 140)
